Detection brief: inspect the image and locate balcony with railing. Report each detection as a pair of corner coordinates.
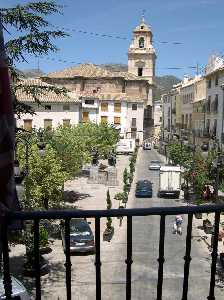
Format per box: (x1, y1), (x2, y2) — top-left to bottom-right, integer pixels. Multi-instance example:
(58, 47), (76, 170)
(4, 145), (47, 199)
(1, 204), (224, 300)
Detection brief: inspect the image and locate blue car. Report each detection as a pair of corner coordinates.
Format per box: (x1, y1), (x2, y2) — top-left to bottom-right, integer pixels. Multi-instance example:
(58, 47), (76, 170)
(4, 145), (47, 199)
(135, 180), (153, 198)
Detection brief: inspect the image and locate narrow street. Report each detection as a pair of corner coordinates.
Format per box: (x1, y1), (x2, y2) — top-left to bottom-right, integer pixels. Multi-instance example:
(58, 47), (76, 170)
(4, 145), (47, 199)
(128, 148), (224, 300)
(70, 149), (224, 299)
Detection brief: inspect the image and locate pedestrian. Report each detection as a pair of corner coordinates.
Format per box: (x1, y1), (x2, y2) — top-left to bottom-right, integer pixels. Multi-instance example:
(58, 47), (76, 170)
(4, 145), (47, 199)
(173, 215), (183, 235)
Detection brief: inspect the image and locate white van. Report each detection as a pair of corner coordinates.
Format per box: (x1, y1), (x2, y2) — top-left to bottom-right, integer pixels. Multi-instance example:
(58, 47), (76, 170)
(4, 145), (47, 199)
(116, 139), (135, 154)
(158, 165), (181, 198)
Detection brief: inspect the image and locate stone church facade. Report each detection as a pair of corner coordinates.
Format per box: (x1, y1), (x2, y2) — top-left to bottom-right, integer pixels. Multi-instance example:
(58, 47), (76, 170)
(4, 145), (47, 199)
(17, 18), (156, 143)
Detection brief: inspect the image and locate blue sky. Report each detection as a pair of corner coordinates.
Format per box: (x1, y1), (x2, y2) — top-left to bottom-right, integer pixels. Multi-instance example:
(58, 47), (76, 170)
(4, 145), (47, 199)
(3, 0), (224, 78)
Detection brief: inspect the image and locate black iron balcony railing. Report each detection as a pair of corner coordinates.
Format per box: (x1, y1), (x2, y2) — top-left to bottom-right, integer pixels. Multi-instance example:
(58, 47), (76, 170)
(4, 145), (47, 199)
(1, 204), (224, 300)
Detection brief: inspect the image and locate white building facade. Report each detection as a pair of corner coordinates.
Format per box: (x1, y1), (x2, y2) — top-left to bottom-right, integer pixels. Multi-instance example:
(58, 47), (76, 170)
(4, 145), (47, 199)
(205, 56), (224, 143)
(16, 79), (81, 130)
(153, 100), (162, 136)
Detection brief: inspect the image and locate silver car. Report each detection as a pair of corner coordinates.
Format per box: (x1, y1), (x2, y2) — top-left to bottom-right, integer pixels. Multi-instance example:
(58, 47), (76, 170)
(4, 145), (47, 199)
(149, 160), (161, 170)
(0, 276), (30, 300)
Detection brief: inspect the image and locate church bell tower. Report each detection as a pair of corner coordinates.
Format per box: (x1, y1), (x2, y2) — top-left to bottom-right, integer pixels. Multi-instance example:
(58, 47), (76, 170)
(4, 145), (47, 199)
(128, 17), (156, 85)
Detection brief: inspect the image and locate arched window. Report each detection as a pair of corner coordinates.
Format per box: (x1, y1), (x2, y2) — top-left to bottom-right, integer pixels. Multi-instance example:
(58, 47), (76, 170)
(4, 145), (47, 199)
(139, 37), (144, 48)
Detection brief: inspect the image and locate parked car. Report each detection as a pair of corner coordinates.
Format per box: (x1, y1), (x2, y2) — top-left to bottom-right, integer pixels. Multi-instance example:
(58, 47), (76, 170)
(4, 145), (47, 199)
(135, 180), (153, 197)
(143, 142), (151, 150)
(0, 276), (30, 299)
(149, 160), (161, 170)
(61, 218), (95, 254)
(201, 142), (209, 152)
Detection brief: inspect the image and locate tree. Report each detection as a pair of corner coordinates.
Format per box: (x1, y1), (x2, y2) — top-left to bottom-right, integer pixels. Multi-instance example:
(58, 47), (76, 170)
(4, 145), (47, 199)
(1, 1), (68, 116)
(17, 141), (68, 210)
(168, 142), (192, 167)
(105, 190), (113, 232)
(129, 159), (135, 174)
(48, 124), (119, 177)
(123, 168), (128, 185)
(106, 189), (112, 210)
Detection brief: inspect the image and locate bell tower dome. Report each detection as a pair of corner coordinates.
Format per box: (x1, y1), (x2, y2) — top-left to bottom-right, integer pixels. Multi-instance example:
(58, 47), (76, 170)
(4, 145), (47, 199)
(128, 17), (156, 85)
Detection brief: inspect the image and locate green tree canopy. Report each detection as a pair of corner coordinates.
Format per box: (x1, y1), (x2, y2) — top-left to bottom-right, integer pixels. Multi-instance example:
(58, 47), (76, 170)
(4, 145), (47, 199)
(1, 1), (68, 116)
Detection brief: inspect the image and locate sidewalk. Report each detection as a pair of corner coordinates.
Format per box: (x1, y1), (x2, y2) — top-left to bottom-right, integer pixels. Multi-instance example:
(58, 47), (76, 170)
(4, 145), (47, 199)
(155, 149), (224, 256)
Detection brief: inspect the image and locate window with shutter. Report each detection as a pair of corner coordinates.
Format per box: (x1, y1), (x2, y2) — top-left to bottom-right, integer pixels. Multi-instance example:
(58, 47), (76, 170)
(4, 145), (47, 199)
(82, 112), (89, 123)
(101, 116), (108, 124)
(101, 102), (108, 112)
(114, 117), (120, 125)
(63, 119), (70, 126)
(114, 102), (121, 113)
(44, 119), (52, 130)
(24, 119), (32, 131)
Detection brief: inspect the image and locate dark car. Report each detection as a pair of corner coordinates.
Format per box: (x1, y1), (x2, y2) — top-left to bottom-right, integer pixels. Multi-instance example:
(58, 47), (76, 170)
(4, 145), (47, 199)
(143, 142), (151, 150)
(135, 180), (153, 198)
(61, 218), (95, 254)
(201, 142), (209, 152)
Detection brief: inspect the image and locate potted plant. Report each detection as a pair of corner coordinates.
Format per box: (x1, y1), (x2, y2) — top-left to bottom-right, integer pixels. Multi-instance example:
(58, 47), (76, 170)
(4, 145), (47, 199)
(203, 218), (213, 234)
(194, 199), (203, 219)
(129, 173), (133, 185)
(23, 253), (49, 277)
(103, 217), (114, 242)
(122, 192), (128, 207)
(123, 168), (129, 185)
(39, 225), (52, 255)
(23, 230), (49, 277)
(103, 190), (114, 242)
(123, 183), (130, 194)
(114, 192), (125, 208)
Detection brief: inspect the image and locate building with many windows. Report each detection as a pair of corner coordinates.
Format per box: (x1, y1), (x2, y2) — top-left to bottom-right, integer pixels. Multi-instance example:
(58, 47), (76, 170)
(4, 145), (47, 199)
(160, 55), (224, 148)
(16, 79), (81, 130)
(153, 100), (162, 137)
(204, 56), (224, 144)
(16, 18), (156, 144)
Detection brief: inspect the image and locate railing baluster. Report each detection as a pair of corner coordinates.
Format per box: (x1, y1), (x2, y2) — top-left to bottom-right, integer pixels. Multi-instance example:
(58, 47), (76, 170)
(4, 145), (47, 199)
(156, 215), (166, 300)
(34, 219), (41, 300)
(1, 217), (12, 300)
(125, 216), (133, 300)
(182, 213), (193, 300)
(65, 218), (72, 300)
(94, 217), (101, 300)
(207, 212), (220, 300)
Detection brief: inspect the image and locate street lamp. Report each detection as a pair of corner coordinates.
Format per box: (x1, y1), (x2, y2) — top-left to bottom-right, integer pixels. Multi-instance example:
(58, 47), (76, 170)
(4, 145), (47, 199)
(37, 139), (46, 157)
(14, 134), (31, 184)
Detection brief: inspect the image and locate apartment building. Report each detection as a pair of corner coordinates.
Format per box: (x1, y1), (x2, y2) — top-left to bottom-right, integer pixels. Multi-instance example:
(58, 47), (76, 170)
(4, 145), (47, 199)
(204, 56), (224, 144)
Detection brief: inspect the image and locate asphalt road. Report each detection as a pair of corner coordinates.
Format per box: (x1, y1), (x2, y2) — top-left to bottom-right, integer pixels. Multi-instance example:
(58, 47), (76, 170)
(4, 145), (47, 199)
(129, 148), (224, 300)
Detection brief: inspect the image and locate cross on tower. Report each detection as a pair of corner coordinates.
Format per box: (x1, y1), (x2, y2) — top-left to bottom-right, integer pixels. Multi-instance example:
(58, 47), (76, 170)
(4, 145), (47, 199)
(141, 9), (146, 22)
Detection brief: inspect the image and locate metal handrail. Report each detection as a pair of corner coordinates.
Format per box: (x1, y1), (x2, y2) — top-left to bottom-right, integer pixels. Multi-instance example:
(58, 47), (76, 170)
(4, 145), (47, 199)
(2, 204), (224, 300)
(7, 204), (224, 220)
